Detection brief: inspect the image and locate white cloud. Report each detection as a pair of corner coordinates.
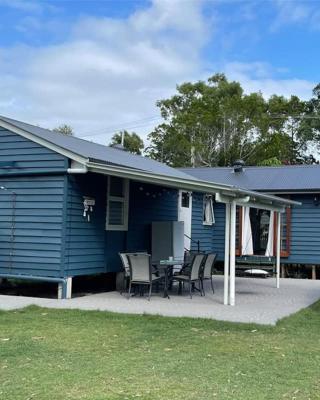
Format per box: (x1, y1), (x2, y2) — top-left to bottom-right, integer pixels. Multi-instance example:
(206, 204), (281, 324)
(0, 0), (210, 143)
(271, 0), (320, 31)
(224, 62), (315, 100)
(0, 0), (316, 146)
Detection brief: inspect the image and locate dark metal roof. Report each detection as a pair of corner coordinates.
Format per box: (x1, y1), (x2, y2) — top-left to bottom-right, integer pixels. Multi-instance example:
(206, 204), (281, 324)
(181, 165), (320, 192)
(0, 115), (194, 181)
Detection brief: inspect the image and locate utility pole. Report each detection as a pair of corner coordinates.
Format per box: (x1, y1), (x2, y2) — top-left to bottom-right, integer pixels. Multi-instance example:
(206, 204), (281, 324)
(121, 131), (125, 147)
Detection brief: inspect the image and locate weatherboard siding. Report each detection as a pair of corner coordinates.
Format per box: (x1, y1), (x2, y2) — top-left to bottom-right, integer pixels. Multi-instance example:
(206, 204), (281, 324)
(0, 128), (67, 175)
(285, 194), (320, 265)
(126, 182), (178, 253)
(65, 173), (107, 275)
(64, 178), (179, 274)
(0, 176), (65, 277)
(191, 193), (225, 259)
(104, 181), (179, 272)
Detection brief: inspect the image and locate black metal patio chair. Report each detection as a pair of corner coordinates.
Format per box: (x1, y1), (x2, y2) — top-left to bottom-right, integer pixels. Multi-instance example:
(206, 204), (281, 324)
(119, 252), (150, 295)
(172, 253), (206, 299)
(127, 253), (163, 300)
(200, 253), (217, 296)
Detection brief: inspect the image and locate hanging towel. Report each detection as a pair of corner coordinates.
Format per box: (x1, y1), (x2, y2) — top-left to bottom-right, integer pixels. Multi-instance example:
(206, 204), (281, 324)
(265, 211), (274, 256)
(241, 206), (253, 255)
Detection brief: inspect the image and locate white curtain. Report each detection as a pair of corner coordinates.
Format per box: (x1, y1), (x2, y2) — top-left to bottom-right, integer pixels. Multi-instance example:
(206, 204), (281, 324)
(203, 196), (215, 225)
(241, 206), (253, 255)
(265, 211), (274, 256)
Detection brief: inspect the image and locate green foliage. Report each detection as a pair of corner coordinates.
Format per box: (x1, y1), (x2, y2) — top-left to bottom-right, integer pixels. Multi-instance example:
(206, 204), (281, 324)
(110, 130), (144, 155)
(257, 157), (282, 166)
(1, 304), (320, 399)
(147, 74), (320, 167)
(53, 124), (73, 136)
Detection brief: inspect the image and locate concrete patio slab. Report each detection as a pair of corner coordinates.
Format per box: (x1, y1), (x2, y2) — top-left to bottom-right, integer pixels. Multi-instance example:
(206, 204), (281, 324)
(1, 276), (320, 325)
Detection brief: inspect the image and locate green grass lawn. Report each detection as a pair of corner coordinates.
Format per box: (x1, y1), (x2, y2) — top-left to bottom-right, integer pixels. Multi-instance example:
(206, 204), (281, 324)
(1, 303), (320, 400)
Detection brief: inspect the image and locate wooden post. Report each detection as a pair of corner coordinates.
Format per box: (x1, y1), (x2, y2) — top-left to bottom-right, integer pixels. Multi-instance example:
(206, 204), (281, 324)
(224, 203), (231, 305)
(312, 265), (317, 280)
(229, 201), (237, 306)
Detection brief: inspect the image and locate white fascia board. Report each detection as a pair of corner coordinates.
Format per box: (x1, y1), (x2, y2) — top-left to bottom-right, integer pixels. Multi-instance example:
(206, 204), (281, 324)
(0, 119), (88, 165)
(87, 162), (234, 194)
(238, 201), (285, 213)
(217, 193), (286, 212)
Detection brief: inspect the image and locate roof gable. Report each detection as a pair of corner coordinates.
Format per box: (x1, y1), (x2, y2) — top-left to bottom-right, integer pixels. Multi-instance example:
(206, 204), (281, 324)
(0, 115), (194, 181)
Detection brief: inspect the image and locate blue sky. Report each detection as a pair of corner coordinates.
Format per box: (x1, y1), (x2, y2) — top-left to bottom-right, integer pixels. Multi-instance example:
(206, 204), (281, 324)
(0, 0), (319, 143)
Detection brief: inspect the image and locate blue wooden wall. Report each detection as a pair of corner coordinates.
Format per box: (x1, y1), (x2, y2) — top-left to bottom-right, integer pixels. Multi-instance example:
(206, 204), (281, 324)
(65, 173), (107, 276)
(64, 177), (179, 274)
(126, 183), (178, 252)
(191, 193), (225, 259)
(286, 194), (320, 265)
(0, 127), (68, 277)
(0, 127), (67, 175)
(105, 182), (178, 272)
(0, 122), (180, 278)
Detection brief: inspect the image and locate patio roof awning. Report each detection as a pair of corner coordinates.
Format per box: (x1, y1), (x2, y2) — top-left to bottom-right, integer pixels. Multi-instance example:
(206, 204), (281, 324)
(84, 160), (299, 212)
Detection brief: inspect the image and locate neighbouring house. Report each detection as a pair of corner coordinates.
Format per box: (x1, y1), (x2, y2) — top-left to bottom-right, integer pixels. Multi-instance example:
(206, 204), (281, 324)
(0, 116), (296, 304)
(181, 162), (320, 279)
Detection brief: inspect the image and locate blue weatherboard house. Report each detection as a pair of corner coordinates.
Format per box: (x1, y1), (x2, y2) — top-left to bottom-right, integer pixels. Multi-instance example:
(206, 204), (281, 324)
(0, 116), (295, 301)
(182, 163), (320, 279)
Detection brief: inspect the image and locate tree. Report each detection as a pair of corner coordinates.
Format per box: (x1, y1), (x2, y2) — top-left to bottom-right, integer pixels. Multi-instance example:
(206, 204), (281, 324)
(147, 74), (320, 167)
(146, 74), (269, 167)
(110, 130), (144, 155)
(53, 124), (74, 136)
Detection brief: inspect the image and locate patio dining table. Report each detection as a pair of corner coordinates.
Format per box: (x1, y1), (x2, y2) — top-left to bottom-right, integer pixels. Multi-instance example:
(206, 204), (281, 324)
(153, 258), (184, 299)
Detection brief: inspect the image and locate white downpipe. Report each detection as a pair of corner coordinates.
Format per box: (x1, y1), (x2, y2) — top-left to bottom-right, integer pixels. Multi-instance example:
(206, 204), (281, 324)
(276, 212), (281, 289)
(224, 203), (231, 305)
(229, 201), (237, 306)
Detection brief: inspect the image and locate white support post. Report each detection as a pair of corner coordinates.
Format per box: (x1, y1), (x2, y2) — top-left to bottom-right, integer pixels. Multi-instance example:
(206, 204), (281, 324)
(276, 212), (281, 289)
(224, 203), (231, 305)
(229, 201), (237, 306)
(66, 277), (73, 299)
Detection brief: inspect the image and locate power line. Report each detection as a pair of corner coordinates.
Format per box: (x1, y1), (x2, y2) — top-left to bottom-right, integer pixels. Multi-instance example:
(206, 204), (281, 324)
(77, 115), (162, 138)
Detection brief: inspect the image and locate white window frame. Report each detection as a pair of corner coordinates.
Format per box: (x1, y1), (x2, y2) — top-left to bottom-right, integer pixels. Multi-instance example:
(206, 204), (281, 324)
(106, 177), (129, 231)
(203, 194), (215, 226)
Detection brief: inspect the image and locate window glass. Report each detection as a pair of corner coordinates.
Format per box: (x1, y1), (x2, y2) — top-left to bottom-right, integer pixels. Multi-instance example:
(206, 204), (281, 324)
(281, 212), (288, 252)
(236, 207), (240, 252)
(106, 177), (129, 231)
(203, 195), (215, 225)
(181, 192), (190, 208)
(108, 201), (124, 225)
(109, 177), (124, 197)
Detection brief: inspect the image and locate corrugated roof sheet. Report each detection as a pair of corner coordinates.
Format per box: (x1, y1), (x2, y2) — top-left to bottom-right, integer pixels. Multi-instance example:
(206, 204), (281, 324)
(0, 115), (194, 181)
(181, 165), (320, 191)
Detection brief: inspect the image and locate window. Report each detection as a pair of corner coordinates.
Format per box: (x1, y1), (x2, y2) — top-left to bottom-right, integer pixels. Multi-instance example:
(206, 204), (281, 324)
(236, 206), (291, 257)
(181, 192), (190, 208)
(249, 209), (272, 255)
(274, 207), (291, 257)
(203, 195), (215, 225)
(235, 206), (242, 256)
(106, 177), (129, 231)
